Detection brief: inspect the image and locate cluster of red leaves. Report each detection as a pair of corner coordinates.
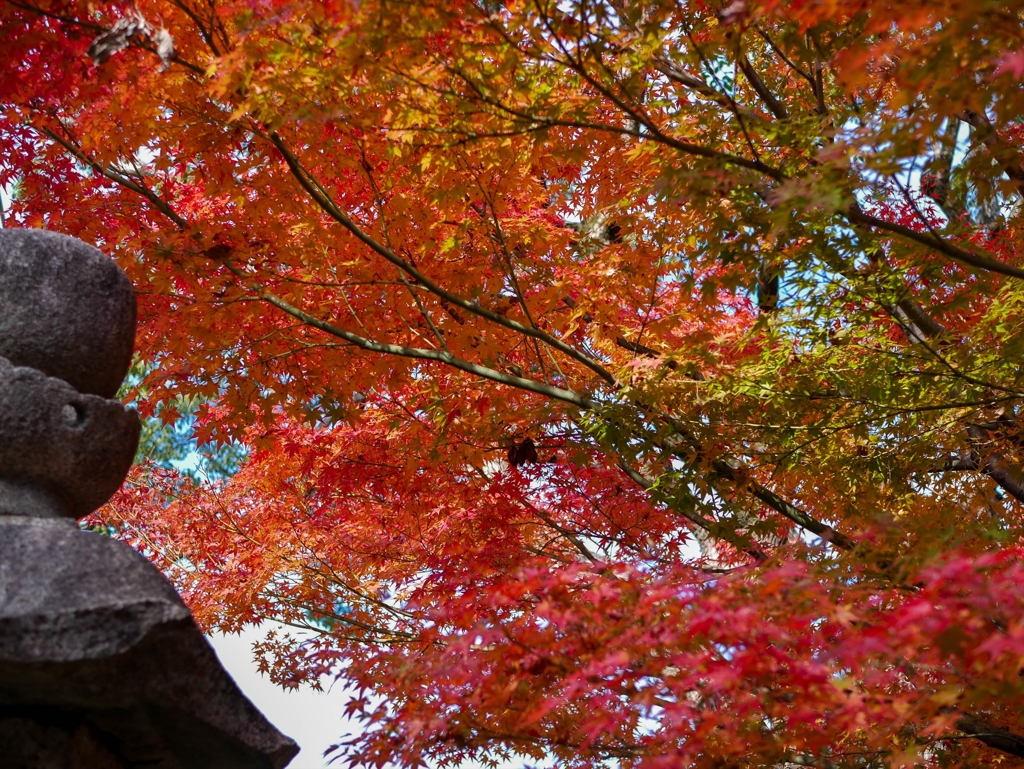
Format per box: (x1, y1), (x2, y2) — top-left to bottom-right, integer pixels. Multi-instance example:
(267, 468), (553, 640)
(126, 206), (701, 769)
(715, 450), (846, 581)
(107, 427), (1024, 768)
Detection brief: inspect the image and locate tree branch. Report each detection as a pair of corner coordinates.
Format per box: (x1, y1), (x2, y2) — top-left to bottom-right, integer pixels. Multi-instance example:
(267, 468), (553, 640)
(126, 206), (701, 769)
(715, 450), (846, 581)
(263, 129), (620, 387)
(957, 715), (1024, 760)
(738, 53), (789, 120)
(244, 280), (598, 411)
(959, 110), (1024, 202)
(845, 206), (1024, 281)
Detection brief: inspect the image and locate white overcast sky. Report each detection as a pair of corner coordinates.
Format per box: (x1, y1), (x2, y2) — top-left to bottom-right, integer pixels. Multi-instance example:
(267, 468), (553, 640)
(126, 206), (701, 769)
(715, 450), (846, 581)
(207, 627), (356, 769)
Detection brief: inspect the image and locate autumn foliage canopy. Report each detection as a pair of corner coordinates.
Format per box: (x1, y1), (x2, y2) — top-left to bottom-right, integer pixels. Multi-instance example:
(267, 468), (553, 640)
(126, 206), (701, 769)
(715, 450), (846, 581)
(4, 0), (1024, 766)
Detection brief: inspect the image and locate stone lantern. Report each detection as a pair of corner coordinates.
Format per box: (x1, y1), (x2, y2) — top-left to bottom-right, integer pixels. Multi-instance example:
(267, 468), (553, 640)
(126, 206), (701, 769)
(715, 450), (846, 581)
(0, 229), (298, 768)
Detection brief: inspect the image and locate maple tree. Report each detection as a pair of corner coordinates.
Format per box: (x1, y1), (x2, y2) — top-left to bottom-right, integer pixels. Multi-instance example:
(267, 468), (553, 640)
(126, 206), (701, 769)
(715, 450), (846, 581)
(4, 0), (1024, 766)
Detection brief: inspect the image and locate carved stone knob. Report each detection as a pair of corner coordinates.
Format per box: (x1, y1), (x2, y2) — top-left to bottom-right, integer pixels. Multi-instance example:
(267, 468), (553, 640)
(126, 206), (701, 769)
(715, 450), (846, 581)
(0, 229), (140, 519)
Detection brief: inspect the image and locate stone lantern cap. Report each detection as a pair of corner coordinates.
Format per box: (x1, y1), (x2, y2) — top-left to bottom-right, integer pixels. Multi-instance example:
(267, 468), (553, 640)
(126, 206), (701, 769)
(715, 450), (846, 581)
(0, 229), (298, 769)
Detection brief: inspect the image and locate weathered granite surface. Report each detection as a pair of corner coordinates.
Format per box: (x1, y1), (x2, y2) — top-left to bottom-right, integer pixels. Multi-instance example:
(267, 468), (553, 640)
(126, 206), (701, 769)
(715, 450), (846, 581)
(0, 357), (140, 518)
(0, 229), (136, 398)
(0, 518), (298, 768)
(0, 228), (299, 768)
